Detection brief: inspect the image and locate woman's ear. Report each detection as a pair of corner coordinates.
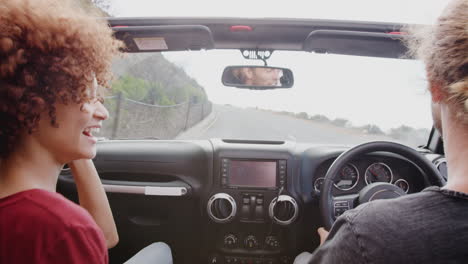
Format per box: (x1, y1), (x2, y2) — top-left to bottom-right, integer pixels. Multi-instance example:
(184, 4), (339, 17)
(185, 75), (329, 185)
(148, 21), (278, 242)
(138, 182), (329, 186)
(430, 82), (444, 103)
(427, 71), (445, 103)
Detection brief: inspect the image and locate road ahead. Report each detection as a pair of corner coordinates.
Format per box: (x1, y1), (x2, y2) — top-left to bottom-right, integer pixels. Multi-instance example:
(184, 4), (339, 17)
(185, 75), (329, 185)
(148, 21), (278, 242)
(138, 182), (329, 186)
(177, 104), (392, 145)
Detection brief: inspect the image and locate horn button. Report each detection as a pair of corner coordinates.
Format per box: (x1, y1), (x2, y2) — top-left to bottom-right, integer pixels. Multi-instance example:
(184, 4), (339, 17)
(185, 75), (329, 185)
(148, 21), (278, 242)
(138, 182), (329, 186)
(358, 182), (406, 204)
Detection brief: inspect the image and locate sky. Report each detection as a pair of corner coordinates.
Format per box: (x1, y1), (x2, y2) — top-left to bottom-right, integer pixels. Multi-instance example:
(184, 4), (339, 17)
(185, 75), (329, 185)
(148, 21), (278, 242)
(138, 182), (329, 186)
(105, 0), (450, 131)
(108, 0), (448, 24)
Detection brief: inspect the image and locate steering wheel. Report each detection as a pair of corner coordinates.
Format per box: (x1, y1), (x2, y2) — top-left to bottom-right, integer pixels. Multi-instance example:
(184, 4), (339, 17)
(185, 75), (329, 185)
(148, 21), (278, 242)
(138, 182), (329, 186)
(320, 141), (444, 230)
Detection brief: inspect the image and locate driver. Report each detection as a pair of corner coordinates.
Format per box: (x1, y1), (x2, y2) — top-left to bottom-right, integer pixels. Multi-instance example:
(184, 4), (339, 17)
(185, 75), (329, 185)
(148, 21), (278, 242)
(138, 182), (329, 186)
(232, 67), (282, 86)
(295, 0), (468, 263)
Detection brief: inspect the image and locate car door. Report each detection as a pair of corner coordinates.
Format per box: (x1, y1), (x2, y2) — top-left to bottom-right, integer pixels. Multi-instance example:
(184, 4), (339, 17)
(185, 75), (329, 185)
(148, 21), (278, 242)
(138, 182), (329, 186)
(57, 140), (213, 263)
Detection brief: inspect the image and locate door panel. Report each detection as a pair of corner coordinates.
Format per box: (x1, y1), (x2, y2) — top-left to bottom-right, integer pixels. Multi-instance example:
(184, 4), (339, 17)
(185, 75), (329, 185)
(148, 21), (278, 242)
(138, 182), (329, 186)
(57, 140), (213, 263)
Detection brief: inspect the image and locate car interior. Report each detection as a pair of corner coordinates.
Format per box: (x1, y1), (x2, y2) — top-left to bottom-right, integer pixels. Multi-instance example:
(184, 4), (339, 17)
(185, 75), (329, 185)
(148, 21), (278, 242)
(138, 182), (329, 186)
(56, 17), (447, 264)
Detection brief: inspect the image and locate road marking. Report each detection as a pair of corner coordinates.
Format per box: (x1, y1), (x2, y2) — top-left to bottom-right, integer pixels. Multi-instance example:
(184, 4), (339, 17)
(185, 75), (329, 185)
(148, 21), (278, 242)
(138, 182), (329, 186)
(200, 111), (219, 135)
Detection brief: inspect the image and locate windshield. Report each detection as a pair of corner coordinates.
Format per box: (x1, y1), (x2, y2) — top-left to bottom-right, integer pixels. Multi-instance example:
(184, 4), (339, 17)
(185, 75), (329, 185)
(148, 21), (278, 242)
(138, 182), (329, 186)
(109, 0), (447, 24)
(97, 50), (432, 147)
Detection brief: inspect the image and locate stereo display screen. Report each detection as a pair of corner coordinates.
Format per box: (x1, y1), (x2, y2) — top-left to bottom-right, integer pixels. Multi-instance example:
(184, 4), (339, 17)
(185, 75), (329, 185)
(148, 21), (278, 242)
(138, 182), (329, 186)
(229, 160), (277, 188)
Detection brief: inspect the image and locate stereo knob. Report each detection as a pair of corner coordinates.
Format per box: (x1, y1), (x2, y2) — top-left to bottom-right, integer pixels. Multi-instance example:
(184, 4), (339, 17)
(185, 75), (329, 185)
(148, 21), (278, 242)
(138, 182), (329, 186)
(244, 235), (258, 249)
(207, 193), (237, 223)
(269, 195), (299, 225)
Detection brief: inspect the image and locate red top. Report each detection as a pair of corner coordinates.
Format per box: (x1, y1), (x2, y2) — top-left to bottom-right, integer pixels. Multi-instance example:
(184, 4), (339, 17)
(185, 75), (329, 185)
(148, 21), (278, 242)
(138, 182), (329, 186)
(0, 189), (108, 263)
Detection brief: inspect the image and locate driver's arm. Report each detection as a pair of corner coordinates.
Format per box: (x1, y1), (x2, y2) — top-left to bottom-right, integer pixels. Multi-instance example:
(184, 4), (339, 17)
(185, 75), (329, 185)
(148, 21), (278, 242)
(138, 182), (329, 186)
(294, 208), (369, 264)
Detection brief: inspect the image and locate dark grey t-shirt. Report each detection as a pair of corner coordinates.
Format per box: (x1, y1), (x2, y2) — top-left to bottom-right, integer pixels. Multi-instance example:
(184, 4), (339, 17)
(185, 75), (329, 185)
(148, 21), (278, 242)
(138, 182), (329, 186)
(295, 187), (468, 264)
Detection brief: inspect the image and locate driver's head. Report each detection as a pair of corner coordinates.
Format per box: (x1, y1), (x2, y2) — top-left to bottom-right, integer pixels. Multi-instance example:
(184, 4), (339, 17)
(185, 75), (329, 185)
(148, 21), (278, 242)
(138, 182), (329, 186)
(250, 68), (281, 86)
(238, 67), (281, 86)
(407, 0), (467, 135)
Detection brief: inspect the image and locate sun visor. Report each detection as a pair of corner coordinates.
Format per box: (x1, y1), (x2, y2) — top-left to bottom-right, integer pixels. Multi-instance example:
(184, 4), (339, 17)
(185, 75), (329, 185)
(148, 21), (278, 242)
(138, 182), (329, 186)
(113, 25), (215, 52)
(303, 30), (408, 59)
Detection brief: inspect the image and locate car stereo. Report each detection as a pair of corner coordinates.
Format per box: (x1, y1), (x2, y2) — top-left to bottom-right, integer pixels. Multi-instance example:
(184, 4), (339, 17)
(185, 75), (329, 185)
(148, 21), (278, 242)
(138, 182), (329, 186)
(220, 158), (286, 189)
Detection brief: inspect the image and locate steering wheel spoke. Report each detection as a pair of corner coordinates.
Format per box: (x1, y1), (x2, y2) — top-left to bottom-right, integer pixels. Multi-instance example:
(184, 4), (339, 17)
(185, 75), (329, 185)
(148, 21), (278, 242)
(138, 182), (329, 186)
(332, 194), (359, 219)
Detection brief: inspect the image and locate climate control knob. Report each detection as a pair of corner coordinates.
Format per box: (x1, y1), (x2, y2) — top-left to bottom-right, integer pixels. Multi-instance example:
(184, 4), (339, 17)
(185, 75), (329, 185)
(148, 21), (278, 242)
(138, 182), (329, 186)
(244, 235), (259, 249)
(223, 234), (238, 248)
(265, 235), (280, 249)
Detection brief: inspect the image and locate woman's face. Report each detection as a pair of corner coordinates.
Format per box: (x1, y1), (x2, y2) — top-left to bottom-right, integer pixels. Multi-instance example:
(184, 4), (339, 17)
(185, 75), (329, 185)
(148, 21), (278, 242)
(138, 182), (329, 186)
(33, 78), (109, 164)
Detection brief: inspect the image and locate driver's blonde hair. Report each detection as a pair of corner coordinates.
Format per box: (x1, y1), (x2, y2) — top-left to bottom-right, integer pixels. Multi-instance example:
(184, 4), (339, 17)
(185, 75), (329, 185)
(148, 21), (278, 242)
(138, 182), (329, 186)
(406, 0), (467, 121)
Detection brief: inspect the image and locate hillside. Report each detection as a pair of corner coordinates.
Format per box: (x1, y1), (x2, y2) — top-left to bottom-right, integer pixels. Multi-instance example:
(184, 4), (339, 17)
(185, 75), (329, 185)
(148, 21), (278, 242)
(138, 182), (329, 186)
(111, 53), (208, 105)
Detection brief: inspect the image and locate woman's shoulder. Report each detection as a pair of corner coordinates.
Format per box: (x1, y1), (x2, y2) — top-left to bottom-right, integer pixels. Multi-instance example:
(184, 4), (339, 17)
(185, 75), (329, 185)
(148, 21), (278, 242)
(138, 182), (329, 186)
(1, 188), (97, 230)
(0, 189), (108, 262)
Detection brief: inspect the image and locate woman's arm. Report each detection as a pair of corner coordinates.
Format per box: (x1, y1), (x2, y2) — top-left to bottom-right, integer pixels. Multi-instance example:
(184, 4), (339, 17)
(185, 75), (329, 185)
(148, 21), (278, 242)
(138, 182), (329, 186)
(68, 159), (119, 248)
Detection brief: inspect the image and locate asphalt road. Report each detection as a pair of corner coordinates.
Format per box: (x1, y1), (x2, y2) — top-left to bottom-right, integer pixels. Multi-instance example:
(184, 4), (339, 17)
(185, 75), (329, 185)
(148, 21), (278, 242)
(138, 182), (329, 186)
(177, 104), (392, 145)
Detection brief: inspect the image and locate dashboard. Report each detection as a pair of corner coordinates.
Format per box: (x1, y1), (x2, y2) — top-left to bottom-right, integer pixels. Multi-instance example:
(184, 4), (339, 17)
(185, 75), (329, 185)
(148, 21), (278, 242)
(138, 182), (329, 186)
(58, 138), (445, 264)
(204, 140), (436, 264)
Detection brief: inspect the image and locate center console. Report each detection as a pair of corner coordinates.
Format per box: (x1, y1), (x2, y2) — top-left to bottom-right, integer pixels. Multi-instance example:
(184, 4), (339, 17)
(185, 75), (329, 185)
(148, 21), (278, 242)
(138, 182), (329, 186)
(206, 157), (299, 264)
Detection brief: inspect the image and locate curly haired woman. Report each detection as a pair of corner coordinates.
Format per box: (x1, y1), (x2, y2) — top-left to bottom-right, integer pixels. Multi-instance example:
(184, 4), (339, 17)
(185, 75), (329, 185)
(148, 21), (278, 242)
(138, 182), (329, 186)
(0, 0), (172, 263)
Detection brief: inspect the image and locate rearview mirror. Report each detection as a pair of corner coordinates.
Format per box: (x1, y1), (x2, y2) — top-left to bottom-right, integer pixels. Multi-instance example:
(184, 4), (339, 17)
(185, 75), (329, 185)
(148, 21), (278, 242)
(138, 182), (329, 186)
(222, 66), (294, 90)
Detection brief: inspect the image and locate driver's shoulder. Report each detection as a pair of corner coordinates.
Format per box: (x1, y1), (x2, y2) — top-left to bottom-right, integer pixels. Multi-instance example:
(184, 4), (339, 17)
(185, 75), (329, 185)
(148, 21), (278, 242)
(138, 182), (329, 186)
(362, 187), (442, 209)
(336, 189), (468, 261)
(340, 188), (464, 242)
(340, 189), (449, 236)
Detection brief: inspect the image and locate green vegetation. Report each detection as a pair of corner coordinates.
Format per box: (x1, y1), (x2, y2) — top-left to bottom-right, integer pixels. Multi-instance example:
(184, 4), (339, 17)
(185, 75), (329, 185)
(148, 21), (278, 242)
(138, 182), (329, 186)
(111, 53), (208, 106)
(309, 114), (330, 123)
(358, 124), (385, 135)
(295, 112), (309, 120)
(112, 75), (176, 106)
(331, 118), (350, 128)
(112, 75), (150, 102)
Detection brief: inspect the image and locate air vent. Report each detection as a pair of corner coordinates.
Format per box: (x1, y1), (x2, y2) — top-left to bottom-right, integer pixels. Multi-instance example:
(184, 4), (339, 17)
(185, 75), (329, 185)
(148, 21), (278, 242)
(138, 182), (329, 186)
(222, 139), (285, 145)
(434, 159), (448, 181)
(207, 193), (237, 223)
(60, 164), (71, 174)
(269, 195), (298, 225)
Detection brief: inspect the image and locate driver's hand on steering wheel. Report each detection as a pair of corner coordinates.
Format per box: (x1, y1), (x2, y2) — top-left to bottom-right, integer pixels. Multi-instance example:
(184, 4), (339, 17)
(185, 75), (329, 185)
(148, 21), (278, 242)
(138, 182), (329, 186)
(318, 227), (329, 246)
